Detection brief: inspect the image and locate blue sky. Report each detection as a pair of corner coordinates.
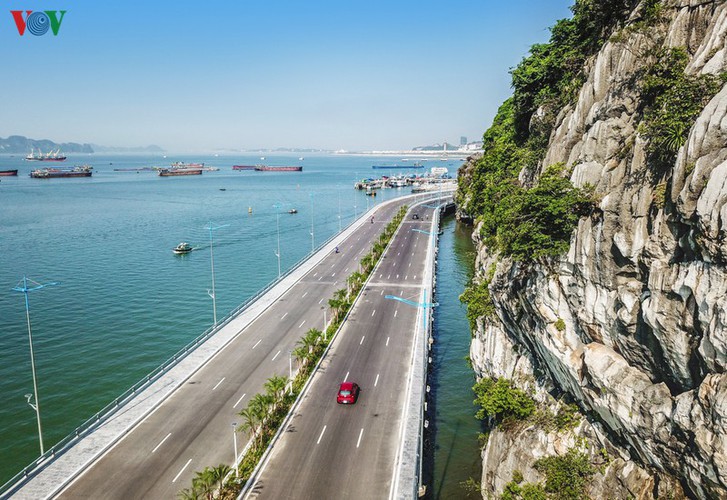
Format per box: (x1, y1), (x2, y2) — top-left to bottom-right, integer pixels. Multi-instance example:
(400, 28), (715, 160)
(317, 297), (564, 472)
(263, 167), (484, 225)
(0, 1), (573, 152)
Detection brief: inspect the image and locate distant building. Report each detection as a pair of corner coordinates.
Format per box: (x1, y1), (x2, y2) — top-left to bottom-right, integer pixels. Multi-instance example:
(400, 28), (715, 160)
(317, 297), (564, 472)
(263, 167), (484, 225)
(460, 136), (467, 146)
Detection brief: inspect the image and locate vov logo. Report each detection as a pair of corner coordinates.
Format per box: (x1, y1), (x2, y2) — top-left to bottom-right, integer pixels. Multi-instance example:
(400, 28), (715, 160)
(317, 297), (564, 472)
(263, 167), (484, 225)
(11, 10), (67, 36)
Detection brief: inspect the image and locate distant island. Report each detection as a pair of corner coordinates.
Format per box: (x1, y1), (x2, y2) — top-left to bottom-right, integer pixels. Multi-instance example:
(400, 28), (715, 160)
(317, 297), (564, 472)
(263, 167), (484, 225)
(0, 135), (164, 154)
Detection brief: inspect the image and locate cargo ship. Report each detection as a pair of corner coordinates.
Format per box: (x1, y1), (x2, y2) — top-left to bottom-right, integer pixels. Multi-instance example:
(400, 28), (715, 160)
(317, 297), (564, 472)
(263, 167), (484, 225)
(30, 165), (92, 178)
(158, 167), (203, 176)
(232, 165), (256, 170)
(25, 148), (67, 161)
(171, 161), (205, 168)
(254, 165), (302, 172)
(0, 169), (18, 176)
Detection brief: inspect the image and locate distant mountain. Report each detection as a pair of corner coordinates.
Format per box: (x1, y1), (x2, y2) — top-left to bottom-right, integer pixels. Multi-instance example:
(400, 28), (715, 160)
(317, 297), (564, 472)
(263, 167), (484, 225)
(0, 135), (93, 154)
(412, 142), (458, 151)
(0, 136), (164, 154)
(90, 144), (165, 153)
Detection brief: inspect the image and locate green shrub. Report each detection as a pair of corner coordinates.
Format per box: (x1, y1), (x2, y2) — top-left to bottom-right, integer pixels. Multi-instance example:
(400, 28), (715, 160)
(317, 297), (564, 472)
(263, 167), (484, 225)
(554, 318), (566, 332)
(534, 448), (595, 499)
(473, 377), (535, 424)
(460, 264), (497, 330)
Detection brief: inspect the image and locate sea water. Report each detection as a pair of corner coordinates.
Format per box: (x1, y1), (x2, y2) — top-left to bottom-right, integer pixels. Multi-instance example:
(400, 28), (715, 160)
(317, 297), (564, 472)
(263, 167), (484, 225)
(0, 152), (468, 485)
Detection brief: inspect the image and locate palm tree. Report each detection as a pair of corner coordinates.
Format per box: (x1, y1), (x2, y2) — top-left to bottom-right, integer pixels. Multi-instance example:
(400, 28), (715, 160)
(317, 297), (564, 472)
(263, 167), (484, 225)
(192, 468), (215, 500)
(178, 487), (200, 500)
(293, 345), (309, 368)
(237, 407), (260, 447)
(207, 464), (231, 494)
(328, 289), (349, 322)
(264, 375), (288, 409)
(360, 253), (375, 274)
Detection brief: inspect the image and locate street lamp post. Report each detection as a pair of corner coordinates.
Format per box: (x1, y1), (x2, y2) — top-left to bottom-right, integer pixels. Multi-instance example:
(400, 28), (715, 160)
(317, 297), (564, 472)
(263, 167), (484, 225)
(337, 186), (342, 233)
(309, 193), (315, 253)
(206, 221), (229, 326)
(232, 422), (239, 477)
(273, 203), (282, 277)
(288, 350), (293, 395)
(12, 276), (60, 456)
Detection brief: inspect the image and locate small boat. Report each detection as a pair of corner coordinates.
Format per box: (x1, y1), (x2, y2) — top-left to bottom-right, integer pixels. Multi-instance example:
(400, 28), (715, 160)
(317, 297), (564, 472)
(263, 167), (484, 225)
(219, 188), (226, 191)
(0, 169), (18, 176)
(173, 242), (193, 254)
(288, 208), (298, 214)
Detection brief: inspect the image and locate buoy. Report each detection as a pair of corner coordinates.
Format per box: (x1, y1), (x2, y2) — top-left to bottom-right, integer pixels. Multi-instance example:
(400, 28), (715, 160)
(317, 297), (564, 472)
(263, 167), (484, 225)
(248, 207), (253, 214)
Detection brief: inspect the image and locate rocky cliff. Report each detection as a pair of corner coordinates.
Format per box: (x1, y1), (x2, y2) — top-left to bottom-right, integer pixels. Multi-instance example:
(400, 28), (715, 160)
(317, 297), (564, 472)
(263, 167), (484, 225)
(457, 1), (727, 498)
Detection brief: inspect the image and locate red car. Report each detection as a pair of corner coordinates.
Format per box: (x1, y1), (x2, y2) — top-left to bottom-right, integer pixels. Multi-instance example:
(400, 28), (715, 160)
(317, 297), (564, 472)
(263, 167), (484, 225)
(337, 382), (360, 404)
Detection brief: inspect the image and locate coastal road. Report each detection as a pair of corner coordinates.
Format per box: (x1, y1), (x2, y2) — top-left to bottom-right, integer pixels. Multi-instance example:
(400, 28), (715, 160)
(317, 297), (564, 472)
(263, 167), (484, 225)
(55, 199), (413, 499)
(244, 204), (436, 499)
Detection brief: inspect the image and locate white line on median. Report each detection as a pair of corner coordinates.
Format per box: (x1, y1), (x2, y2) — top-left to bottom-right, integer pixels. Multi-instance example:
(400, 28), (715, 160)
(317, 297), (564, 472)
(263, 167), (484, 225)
(272, 350), (281, 361)
(172, 458), (192, 483)
(374, 374), (380, 387)
(356, 428), (364, 448)
(152, 433), (171, 453)
(317, 425), (327, 445)
(252, 339), (262, 349)
(212, 378), (225, 391)
(233, 393), (247, 408)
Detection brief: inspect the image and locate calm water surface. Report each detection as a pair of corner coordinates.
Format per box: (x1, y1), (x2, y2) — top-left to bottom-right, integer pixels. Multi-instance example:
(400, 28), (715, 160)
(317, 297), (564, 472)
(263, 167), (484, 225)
(430, 216), (482, 499)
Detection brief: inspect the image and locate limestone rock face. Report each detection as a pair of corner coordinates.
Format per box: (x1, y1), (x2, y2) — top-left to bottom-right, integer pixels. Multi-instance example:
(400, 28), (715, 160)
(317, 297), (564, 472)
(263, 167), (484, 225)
(465, 2), (727, 498)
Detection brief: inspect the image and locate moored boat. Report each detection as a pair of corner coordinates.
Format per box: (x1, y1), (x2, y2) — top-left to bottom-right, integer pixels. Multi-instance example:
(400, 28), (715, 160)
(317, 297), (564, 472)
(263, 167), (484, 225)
(30, 165), (92, 178)
(25, 148), (67, 161)
(232, 165), (256, 170)
(172, 242), (193, 254)
(254, 165), (302, 172)
(158, 168), (203, 176)
(0, 169), (18, 176)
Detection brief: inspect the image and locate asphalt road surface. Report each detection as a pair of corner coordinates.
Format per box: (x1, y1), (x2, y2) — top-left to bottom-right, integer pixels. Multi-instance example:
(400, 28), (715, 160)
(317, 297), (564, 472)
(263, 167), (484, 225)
(245, 204), (436, 499)
(56, 200), (412, 499)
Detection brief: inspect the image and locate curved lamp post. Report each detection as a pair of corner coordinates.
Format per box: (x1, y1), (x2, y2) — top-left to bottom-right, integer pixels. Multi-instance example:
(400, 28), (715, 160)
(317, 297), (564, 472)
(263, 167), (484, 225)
(206, 221), (229, 325)
(12, 276), (60, 456)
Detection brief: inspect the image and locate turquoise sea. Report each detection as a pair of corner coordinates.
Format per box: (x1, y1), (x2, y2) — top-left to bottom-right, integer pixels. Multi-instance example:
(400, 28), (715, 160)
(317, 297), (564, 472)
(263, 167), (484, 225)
(0, 152), (471, 486)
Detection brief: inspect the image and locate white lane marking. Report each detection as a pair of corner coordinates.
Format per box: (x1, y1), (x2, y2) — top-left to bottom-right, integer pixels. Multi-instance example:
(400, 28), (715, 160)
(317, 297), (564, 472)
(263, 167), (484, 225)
(397, 252), (400, 256)
(281, 312), (288, 320)
(299, 320), (306, 328)
(318, 298), (324, 304)
(374, 374), (380, 387)
(152, 433), (172, 453)
(387, 274), (391, 279)
(345, 267), (349, 273)
(360, 336), (366, 345)
(394, 310), (398, 318)
(379, 273), (383, 278)
(405, 275), (408, 280)
(233, 393), (247, 409)
(344, 371), (349, 382)
(380, 290), (384, 295)
(312, 273), (318, 277)
(414, 275), (417, 279)
(356, 428), (364, 448)
(409, 262), (411, 267)
(172, 459), (193, 483)
(318, 276), (323, 281)
(317, 425), (327, 444)
(272, 350), (281, 361)
(252, 339), (262, 349)
(371, 310), (376, 317)
(212, 377), (225, 391)
(386, 337), (390, 346)
(332, 273), (336, 277)
(302, 291), (308, 298)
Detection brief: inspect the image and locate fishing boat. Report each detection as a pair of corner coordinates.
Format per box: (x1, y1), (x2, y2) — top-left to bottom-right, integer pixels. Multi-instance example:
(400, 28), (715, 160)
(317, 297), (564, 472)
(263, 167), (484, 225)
(254, 165), (302, 172)
(30, 165), (92, 178)
(288, 208), (298, 214)
(0, 169), (18, 176)
(25, 148), (67, 161)
(172, 242), (193, 254)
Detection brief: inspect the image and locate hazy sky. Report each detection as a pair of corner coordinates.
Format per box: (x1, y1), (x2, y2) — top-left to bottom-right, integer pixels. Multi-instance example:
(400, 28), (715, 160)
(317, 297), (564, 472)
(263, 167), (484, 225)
(1, 1), (572, 152)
